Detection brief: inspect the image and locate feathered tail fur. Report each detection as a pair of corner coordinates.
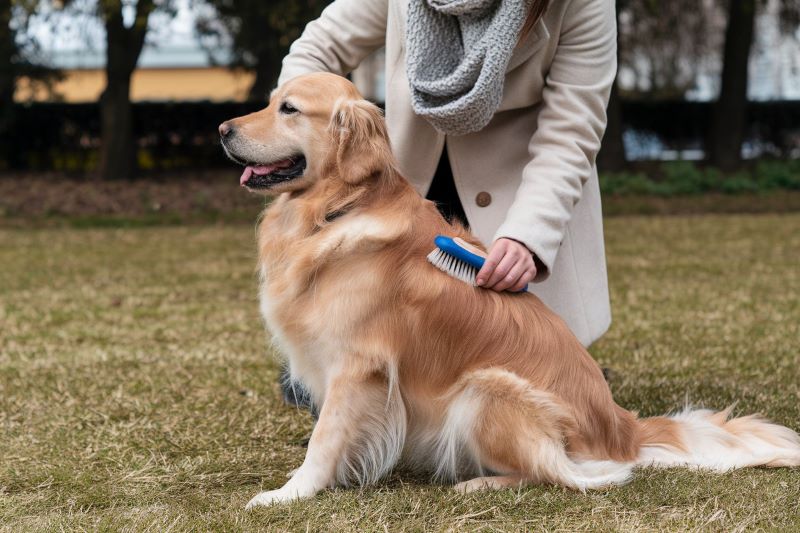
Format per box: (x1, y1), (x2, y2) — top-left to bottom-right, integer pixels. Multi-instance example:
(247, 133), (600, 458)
(637, 407), (800, 470)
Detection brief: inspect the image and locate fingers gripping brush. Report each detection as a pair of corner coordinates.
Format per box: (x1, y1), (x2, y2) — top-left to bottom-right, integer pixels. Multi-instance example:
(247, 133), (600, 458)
(427, 235), (527, 292)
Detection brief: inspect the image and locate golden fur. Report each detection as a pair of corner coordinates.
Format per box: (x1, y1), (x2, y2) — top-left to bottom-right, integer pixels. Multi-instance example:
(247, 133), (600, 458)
(218, 73), (800, 508)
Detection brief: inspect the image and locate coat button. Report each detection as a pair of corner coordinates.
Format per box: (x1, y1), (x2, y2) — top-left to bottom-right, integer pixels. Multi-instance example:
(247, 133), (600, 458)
(475, 191), (492, 207)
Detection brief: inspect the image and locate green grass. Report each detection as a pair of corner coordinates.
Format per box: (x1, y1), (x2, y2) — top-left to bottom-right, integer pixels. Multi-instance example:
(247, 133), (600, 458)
(1, 214), (799, 531)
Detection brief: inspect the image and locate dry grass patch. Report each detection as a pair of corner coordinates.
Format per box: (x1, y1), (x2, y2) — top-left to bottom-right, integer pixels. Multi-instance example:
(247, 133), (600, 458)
(1, 214), (799, 531)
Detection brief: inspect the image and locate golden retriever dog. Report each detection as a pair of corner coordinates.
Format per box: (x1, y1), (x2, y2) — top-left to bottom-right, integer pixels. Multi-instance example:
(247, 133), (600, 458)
(219, 73), (800, 508)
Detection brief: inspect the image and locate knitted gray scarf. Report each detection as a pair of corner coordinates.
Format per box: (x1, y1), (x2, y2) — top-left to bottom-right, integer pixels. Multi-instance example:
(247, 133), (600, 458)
(405, 0), (532, 135)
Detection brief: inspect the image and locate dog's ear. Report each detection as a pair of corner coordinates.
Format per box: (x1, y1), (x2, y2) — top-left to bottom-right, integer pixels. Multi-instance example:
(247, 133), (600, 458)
(329, 99), (392, 184)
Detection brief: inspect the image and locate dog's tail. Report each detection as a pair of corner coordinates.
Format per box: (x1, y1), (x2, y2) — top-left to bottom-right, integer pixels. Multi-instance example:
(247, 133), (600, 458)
(540, 452), (634, 492)
(636, 407), (800, 470)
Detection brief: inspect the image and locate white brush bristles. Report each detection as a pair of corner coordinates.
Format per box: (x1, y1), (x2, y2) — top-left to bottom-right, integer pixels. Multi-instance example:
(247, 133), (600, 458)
(427, 248), (478, 286)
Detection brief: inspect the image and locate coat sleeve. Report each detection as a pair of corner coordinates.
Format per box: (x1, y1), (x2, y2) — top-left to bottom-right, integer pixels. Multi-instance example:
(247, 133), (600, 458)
(277, 0), (389, 85)
(492, 0), (616, 281)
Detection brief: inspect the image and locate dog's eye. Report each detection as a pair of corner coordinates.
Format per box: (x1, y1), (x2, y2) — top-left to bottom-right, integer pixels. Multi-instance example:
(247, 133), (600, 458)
(279, 101), (299, 115)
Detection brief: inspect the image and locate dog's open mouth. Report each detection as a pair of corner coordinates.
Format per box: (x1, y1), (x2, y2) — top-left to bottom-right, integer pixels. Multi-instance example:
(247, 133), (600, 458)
(239, 156), (307, 189)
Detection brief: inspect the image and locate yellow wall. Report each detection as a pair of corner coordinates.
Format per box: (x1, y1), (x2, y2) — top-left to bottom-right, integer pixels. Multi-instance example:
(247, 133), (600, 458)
(15, 67), (258, 103)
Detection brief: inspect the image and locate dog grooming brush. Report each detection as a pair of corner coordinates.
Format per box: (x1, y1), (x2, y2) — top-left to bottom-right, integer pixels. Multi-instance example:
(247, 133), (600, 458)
(427, 235), (527, 292)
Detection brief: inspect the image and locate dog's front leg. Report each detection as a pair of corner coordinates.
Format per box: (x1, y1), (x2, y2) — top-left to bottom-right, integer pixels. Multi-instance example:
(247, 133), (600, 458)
(246, 371), (397, 508)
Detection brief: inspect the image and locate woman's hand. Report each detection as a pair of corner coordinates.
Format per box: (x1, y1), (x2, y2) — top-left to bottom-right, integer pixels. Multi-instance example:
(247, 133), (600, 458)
(476, 238), (536, 292)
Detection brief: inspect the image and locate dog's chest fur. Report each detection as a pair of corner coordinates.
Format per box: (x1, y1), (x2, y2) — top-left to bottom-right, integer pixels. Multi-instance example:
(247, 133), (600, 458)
(255, 194), (405, 398)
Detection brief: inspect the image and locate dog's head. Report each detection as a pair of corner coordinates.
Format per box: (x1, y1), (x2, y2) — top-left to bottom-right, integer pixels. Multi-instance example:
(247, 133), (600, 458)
(219, 72), (393, 195)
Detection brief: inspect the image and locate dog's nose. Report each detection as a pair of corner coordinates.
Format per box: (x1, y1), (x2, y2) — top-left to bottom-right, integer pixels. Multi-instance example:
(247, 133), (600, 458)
(219, 121), (233, 138)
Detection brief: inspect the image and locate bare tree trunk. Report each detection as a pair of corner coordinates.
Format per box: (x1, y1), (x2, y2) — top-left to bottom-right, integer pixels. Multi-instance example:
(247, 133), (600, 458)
(99, 73), (135, 179)
(97, 0), (154, 180)
(0, 0), (16, 169)
(0, 0), (12, 103)
(708, 0), (756, 171)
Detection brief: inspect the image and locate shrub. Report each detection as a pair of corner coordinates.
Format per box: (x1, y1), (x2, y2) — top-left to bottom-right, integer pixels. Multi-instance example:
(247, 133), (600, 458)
(719, 171), (760, 194)
(599, 172), (656, 195)
(754, 160), (800, 190)
(600, 160), (800, 196)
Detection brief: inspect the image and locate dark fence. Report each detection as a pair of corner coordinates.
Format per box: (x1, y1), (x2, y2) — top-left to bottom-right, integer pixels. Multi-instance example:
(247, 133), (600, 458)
(619, 100), (800, 159)
(0, 102), (264, 173)
(1, 100), (799, 173)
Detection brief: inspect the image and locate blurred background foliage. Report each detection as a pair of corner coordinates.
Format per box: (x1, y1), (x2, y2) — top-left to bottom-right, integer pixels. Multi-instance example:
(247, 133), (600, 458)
(194, 0), (329, 101)
(1, 0), (799, 191)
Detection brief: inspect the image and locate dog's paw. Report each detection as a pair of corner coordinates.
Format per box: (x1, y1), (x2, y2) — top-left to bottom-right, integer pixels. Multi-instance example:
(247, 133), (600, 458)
(454, 476), (524, 493)
(245, 489), (298, 509)
(454, 478), (488, 493)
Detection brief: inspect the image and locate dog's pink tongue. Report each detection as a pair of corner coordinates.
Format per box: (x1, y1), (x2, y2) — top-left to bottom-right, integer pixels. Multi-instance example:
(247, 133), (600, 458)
(239, 160), (294, 186)
(239, 166), (253, 185)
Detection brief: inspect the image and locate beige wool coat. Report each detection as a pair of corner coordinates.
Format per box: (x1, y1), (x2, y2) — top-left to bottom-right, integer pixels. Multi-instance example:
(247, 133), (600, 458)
(278, 0), (617, 346)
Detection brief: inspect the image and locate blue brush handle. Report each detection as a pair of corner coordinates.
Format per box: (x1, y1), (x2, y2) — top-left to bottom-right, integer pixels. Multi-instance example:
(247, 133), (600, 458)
(434, 235), (486, 270)
(434, 235), (528, 293)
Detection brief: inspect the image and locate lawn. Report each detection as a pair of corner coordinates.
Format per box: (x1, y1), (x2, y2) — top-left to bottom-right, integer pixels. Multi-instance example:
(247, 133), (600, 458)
(1, 214), (799, 531)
